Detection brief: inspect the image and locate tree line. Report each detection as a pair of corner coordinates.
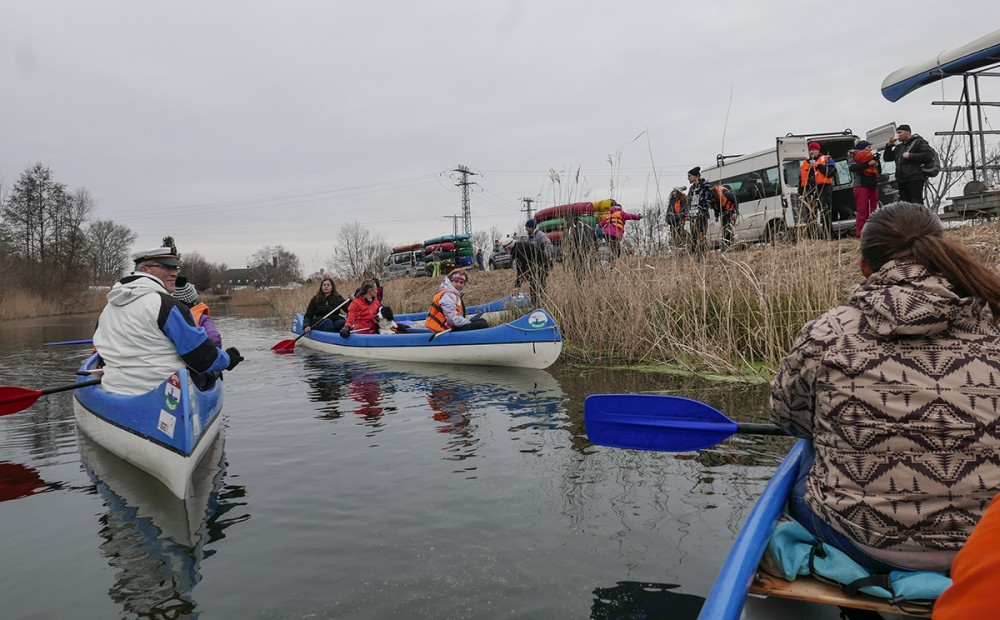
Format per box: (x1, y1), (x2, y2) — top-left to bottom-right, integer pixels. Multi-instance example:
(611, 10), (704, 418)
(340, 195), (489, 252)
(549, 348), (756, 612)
(0, 163), (136, 298)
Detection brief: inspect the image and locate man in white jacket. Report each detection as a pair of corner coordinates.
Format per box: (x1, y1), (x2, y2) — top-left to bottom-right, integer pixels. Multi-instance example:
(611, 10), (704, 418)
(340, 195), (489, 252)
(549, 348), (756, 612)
(93, 247), (242, 395)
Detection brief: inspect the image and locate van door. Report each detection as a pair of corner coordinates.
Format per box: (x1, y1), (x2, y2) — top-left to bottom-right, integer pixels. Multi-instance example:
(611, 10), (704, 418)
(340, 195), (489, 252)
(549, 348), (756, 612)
(776, 136), (809, 227)
(867, 122), (899, 204)
(866, 123), (896, 150)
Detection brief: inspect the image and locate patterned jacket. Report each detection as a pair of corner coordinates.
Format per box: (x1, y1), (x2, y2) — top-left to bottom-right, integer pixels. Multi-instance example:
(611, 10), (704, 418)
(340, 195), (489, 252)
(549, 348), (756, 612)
(687, 179), (719, 220)
(770, 260), (1000, 551)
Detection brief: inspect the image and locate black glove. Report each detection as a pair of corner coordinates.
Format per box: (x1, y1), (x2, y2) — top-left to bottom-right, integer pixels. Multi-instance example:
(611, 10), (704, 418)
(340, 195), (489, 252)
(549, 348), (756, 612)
(225, 347), (243, 371)
(340, 326), (351, 338)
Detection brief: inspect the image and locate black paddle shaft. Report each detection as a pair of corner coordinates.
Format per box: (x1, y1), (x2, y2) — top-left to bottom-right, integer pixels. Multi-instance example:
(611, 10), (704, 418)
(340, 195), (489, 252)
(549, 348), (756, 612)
(43, 378), (102, 395)
(735, 423), (790, 437)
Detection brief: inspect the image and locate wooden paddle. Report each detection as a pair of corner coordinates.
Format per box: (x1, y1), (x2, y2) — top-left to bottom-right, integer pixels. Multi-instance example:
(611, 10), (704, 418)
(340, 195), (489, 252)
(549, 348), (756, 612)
(584, 393), (789, 452)
(272, 297), (352, 351)
(0, 378), (103, 416)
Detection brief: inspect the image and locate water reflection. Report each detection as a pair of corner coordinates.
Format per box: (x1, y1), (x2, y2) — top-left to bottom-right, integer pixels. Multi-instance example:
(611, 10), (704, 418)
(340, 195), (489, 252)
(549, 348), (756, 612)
(79, 430), (248, 618)
(299, 355), (566, 458)
(591, 581), (703, 619)
(0, 461), (49, 502)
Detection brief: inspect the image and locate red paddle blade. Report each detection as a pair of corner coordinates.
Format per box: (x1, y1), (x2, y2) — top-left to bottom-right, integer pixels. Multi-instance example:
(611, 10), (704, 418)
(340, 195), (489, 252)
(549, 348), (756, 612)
(271, 339), (296, 351)
(0, 387), (44, 416)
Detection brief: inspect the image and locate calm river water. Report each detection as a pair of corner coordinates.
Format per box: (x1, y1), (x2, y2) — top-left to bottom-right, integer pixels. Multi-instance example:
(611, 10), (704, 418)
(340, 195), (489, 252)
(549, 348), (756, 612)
(0, 310), (793, 619)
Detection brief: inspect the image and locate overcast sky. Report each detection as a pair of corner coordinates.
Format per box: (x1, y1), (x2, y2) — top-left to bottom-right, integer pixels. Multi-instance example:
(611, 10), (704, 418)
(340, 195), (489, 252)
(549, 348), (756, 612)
(2, 2), (998, 275)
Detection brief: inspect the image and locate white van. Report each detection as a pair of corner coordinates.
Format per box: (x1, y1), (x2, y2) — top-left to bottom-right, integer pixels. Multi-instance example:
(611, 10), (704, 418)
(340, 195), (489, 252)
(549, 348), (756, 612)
(383, 250), (422, 279)
(698, 125), (898, 245)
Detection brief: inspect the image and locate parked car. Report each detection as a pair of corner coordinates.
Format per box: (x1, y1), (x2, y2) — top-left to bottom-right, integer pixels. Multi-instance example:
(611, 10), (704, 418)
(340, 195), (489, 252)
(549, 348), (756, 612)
(489, 248), (512, 270)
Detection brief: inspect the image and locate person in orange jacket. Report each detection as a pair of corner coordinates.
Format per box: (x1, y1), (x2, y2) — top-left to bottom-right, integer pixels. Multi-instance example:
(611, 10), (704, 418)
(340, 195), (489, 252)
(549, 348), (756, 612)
(933, 493), (1000, 619)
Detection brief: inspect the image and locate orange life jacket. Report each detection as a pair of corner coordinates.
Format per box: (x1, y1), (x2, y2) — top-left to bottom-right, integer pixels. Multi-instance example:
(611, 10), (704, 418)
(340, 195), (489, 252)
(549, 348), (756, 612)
(427, 290), (462, 332)
(800, 155), (834, 186)
(714, 187), (737, 212)
(190, 302), (210, 327)
(607, 210), (625, 233)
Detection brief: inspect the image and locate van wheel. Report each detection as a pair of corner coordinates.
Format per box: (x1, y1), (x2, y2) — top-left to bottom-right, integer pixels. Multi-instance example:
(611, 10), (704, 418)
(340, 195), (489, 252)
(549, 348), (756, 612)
(765, 220), (789, 245)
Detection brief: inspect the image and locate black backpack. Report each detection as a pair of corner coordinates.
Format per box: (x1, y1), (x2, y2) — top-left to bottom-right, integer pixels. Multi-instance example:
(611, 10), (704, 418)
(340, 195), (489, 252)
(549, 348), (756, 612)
(922, 146), (941, 178)
(907, 139), (941, 178)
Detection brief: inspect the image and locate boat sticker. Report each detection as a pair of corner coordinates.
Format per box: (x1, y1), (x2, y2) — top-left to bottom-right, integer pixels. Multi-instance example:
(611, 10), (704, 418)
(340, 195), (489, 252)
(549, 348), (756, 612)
(192, 412), (201, 437)
(528, 311), (549, 328)
(165, 373), (181, 412)
(158, 410), (177, 438)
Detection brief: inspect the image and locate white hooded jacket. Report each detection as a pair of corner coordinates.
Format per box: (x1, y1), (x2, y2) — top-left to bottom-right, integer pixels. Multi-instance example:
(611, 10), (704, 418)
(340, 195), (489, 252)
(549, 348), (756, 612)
(93, 273), (230, 395)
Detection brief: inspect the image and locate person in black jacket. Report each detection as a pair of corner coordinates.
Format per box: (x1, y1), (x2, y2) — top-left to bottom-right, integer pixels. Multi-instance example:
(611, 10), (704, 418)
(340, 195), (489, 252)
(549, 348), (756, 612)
(304, 277), (349, 333)
(884, 124), (933, 204)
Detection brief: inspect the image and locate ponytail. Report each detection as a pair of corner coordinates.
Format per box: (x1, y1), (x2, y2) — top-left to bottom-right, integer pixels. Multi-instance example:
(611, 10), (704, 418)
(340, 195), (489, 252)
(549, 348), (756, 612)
(861, 202), (1000, 319)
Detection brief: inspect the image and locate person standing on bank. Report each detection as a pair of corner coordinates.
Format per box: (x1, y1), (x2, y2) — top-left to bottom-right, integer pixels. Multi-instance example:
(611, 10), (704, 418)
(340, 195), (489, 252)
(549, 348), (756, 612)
(848, 140), (882, 239)
(884, 124), (933, 204)
(93, 247), (242, 396)
(770, 202), (1000, 573)
(522, 219), (554, 301)
(686, 167), (718, 255)
(799, 142), (836, 236)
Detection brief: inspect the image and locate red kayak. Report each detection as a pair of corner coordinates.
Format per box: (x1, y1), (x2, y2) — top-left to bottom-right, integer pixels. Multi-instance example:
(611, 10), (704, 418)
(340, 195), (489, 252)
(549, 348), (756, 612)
(424, 242), (456, 254)
(534, 202), (594, 223)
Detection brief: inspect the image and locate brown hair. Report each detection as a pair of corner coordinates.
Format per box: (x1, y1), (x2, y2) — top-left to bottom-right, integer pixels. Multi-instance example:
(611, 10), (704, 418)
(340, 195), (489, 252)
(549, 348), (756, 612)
(861, 202), (1000, 318)
(313, 277), (339, 302)
(358, 280), (377, 297)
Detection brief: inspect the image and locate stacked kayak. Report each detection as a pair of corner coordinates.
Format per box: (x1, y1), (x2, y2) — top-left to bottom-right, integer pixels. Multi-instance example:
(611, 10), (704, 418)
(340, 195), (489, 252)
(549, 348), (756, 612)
(533, 200), (614, 250)
(72, 353), (224, 499)
(289, 309), (563, 369)
(423, 233), (475, 271)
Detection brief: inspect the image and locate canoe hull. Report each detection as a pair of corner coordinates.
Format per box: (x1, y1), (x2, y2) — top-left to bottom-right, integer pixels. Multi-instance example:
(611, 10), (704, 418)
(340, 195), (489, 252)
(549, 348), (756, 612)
(297, 337), (562, 368)
(291, 309), (563, 369)
(72, 354), (224, 499)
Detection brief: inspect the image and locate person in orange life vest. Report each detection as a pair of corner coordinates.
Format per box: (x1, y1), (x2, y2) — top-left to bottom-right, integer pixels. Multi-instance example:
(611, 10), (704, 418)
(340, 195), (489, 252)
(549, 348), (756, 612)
(848, 140), (882, 239)
(712, 185), (739, 249)
(339, 280), (382, 338)
(933, 493), (1000, 619)
(427, 269), (488, 333)
(666, 187), (689, 251)
(171, 277), (221, 347)
(599, 205), (641, 257)
(799, 142), (838, 235)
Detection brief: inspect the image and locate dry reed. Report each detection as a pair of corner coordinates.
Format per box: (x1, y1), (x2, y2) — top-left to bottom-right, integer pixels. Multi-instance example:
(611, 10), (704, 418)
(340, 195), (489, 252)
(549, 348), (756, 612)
(6, 218), (998, 380)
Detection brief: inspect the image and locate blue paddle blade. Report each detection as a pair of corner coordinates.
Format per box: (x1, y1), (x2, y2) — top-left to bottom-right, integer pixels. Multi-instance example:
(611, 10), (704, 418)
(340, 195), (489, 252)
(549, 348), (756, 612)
(584, 394), (739, 452)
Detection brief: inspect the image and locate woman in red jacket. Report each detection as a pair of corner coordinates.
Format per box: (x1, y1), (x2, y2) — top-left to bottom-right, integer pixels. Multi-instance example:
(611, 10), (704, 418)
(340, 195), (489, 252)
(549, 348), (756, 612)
(339, 280), (381, 337)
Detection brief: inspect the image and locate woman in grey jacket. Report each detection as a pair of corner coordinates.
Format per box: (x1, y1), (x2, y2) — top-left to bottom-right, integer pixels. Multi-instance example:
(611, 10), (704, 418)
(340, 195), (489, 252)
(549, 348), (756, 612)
(771, 202), (1000, 573)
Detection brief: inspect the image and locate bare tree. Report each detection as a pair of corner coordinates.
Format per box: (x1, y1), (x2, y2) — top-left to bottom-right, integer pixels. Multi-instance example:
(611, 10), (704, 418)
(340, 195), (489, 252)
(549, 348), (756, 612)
(331, 222), (390, 279)
(86, 219), (137, 283)
(179, 250), (225, 292)
(925, 138), (967, 212)
(249, 245), (302, 286)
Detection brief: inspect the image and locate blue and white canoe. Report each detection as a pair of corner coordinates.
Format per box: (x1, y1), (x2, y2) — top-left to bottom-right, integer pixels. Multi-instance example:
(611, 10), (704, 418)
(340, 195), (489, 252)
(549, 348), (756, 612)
(72, 353), (225, 499)
(290, 309), (563, 369)
(699, 440), (920, 619)
(881, 28), (1000, 102)
(698, 440), (806, 620)
(393, 292), (531, 328)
